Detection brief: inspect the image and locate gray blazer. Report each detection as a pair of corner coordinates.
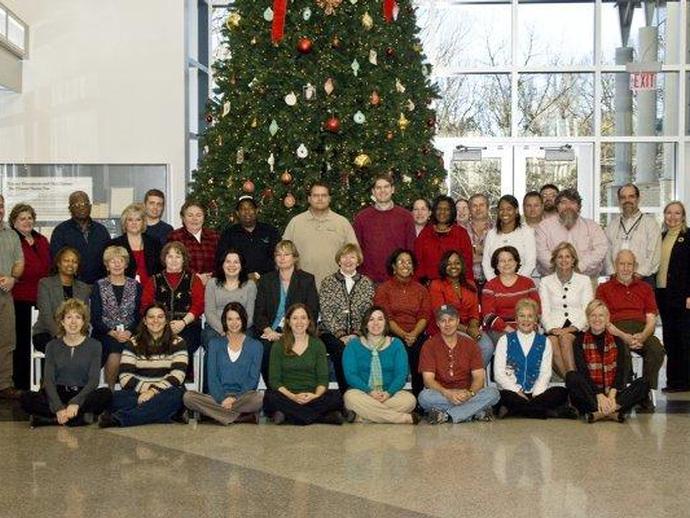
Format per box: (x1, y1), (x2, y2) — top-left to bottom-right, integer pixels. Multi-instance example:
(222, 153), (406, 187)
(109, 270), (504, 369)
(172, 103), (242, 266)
(32, 275), (91, 337)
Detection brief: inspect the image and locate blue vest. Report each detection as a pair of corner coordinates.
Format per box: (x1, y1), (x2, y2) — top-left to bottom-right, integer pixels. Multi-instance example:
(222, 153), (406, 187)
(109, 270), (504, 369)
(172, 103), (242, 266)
(506, 332), (546, 393)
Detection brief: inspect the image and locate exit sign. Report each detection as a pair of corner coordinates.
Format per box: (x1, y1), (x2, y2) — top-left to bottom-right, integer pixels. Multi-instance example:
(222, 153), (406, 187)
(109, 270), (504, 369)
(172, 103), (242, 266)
(630, 71), (656, 91)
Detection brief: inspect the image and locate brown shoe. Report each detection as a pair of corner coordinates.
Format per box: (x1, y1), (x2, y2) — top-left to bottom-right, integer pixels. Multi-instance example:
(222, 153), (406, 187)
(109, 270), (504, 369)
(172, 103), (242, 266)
(0, 387), (22, 400)
(235, 412), (260, 424)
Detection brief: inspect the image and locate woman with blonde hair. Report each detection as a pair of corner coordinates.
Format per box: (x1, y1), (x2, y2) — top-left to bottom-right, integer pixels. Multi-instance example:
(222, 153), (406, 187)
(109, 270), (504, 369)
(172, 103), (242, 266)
(539, 242), (593, 377)
(109, 203), (161, 286)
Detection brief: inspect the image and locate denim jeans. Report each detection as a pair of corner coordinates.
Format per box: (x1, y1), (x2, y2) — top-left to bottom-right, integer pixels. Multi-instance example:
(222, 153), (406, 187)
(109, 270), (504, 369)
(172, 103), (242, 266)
(418, 386), (500, 423)
(110, 386), (184, 427)
(477, 332), (495, 367)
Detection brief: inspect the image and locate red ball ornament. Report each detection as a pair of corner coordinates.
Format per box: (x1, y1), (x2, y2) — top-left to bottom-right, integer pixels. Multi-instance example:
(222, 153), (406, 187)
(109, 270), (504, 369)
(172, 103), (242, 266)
(297, 37), (313, 54)
(386, 131), (394, 141)
(242, 179), (255, 193)
(324, 116), (341, 133)
(422, 146), (430, 155)
(370, 90), (381, 106)
(385, 47), (395, 58)
(426, 117), (436, 128)
(262, 188), (274, 199)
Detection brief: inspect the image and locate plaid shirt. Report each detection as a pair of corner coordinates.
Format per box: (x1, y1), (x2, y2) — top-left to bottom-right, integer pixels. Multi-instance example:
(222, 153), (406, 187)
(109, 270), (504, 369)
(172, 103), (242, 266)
(168, 227), (220, 275)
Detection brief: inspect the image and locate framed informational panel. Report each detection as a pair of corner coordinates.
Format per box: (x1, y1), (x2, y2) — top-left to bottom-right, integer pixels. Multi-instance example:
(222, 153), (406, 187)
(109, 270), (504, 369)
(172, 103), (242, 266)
(0, 164), (168, 238)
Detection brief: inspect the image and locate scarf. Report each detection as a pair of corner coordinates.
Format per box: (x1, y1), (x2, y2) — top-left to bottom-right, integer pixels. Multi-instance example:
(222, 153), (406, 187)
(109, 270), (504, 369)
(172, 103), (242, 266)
(582, 331), (617, 390)
(361, 337), (389, 391)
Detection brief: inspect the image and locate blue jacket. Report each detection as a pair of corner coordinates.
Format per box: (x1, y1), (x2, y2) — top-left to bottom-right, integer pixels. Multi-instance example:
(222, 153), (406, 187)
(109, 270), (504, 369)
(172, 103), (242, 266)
(207, 335), (262, 403)
(50, 218), (111, 284)
(342, 337), (409, 394)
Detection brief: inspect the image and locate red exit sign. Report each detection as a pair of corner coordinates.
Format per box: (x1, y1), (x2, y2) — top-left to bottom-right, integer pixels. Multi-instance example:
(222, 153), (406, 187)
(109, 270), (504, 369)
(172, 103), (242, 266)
(630, 71), (656, 91)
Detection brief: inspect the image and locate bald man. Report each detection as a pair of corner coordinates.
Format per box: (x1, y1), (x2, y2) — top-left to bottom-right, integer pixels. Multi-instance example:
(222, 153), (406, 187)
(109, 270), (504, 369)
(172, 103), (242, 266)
(596, 250), (664, 412)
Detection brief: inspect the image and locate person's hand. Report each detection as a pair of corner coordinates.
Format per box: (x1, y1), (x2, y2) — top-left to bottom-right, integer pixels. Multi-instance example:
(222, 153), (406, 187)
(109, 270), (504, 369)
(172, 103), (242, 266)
(137, 389), (156, 405)
(403, 332), (417, 347)
(0, 276), (16, 292)
(630, 333), (645, 349)
(596, 393), (614, 415)
(170, 320), (186, 335)
(549, 328), (562, 336)
(197, 272), (212, 286)
(370, 390), (386, 402)
(340, 335), (356, 345)
(221, 396), (236, 409)
(56, 408), (70, 425)
(379, 391), (391, 402)
(294, 392), (317, 405)
(261, 328), (282, 342)
(65, 404), (79, 419)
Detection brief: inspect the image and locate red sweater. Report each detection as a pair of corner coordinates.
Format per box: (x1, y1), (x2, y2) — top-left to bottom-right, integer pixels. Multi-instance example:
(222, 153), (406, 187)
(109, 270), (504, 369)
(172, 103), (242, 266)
(13, 232), (51, 302)
(427, 279), (481, 335)
(481, 275), (540, 332)
(414, 224), (474, 284)
(141, 271), (205, 318)
(374, 277), (431, 334)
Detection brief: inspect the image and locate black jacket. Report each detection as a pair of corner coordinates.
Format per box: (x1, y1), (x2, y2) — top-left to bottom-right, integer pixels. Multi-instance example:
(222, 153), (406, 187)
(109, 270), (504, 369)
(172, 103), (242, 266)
(660, 229), (690, 309)
(254, 269), (319, 331)
(109, 234), (162, 280)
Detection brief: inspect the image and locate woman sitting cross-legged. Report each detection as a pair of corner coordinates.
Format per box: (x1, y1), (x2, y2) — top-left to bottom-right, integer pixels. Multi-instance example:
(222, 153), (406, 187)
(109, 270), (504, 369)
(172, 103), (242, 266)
(21, 299), (112, 427)
(263, 303), (346, 425)
(565, 299), (650, 423)
(98, 303), (188, 428)
(342, 306), (418, 424)
(493, 298), (575, 420)
(184, 302), (263, 424)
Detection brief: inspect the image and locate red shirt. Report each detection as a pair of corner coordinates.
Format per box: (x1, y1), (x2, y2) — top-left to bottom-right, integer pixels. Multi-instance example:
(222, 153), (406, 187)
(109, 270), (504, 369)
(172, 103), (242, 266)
(427, 279), (480, 335)
(141, 271), (205, 318)
(374, 277), (431, 333)
(13, 232), (51, 302)
(418, 333), (483, 389)
(596, 277), (658, 323)
(481, 275), (540, 332)
(414, 224), (474, 283)
(131, 249), (150, 287)
(167, 227), (220, 275)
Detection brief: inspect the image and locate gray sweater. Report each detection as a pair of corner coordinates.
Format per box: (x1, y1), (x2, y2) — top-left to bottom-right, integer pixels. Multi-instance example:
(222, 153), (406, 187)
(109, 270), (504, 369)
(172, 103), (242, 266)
(44, 337), (102, 413)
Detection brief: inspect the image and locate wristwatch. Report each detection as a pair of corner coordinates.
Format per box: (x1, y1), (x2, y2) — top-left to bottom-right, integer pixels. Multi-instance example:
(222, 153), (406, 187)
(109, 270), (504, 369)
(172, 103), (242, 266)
(468, 389), (476, 397)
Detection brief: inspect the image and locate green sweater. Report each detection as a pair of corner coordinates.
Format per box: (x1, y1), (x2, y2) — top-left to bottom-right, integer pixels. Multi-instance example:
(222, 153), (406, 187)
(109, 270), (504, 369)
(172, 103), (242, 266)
(269, 336), (329, 392)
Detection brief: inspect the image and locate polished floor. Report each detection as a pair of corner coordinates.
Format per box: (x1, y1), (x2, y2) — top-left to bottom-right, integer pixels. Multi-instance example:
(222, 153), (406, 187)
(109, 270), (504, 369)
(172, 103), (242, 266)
(1, 391), (690, 518)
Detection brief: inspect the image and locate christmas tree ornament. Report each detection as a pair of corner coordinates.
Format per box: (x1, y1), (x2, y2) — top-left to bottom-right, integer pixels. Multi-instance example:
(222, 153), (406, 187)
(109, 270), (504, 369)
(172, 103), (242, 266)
(398, 113), (410, 130)
(316, 0), (342, 15)
(207, 178), (214, 185)
(251, 36), (257, 45)
(203, 145), (209, 154)
(269, 119), (279, 136)
(280, 171), (293, 184)
(251, 117), (258, 128)
(386, 130), (394, 140)
(223, 101), (231, 116)
(402, 174), (412, 184)
(296, 144), (309, 158)
(242, 179), (256, 193)
(385, 47), (395, 58)
(267, 152), (275, 172)
(206, 114), (213, 124)
(248, 77), (258, 88)
(395, 78), (406, 93)
(284, 92), (298, 106)
(324, 78), (335, 95)
(262, 187), (274, 199)
(361, 12), (374, 30)
(422, 146), (430, 155)
(283, 193), (296, 208)
(236, 147), (245, 164)
(351, 59), (360, 76)
(370, 90), (381, 106)
(413, 43), (423, 53)
(415, 169), (426, 179)
(229, 75), (237, 85)
(368, 49), (377, 65)
(383, 0), (399, 22)
(349, 0), (358, 4)
(324, 116), (341, 133)
(331, 35), (341, 48)
(297, 37), (313, 54)
(354, 153), (371, 168)
(426, 116), (436, 128)
(303, 83), (316, 100)
(263, 7), (274, 21)
(406, 99), (415, 111)
(302, 7), (312, 20)
(353, 111), (366, 124)
(226, 12), (241, 29)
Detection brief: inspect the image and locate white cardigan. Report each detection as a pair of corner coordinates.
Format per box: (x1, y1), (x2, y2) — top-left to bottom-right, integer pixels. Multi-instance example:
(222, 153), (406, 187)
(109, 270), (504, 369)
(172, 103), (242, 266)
(482, 225), (537, 281)
(538, 271), (593, 332)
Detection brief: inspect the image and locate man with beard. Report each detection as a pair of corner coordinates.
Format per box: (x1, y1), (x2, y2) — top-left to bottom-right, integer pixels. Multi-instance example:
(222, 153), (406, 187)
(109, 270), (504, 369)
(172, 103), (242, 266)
(535, 188), (608, 283)
(604, 183), (660, 285)
(539, 184), (559, 219)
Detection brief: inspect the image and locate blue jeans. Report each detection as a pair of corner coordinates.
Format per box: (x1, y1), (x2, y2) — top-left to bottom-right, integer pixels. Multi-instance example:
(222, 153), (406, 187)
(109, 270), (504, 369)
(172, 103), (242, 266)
(477, 332), (495, 367)
(418, 386), (500, 423)
(110, 387), (184, 427)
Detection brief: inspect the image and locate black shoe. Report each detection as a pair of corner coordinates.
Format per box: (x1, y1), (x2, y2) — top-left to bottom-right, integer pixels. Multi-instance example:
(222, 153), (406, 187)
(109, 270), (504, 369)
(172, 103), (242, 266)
(552, 405), (579, 420)
(585, 413), (595, 424)
(319, 410), (344, 425)
(98, 412), (119, 429)
(496, 405), (510, 420)
(82, 413), (95, 425)
(172, 409), (190, 424)
(343, 409), (357, 423)
(29, 415), (56, 428)
(272, 411), (286, 425)
(235, 412), (260, 424)
(617, 411), (626, 423)
(410, 411), (422, 425)
(636, 395), (655, 414)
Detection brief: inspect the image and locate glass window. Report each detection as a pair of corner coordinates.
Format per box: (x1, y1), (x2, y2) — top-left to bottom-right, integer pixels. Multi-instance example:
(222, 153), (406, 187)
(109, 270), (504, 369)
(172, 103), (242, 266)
(517, 1), (594, 66)
(0, 9), (6, 38)
(517, 73), (594, 137)
(601, 72), (679, 137)
(7, 14), (24, 50)
(435, 74), (510, 137)
(449, 157), (502, 203)
(417, 2), (511, 70)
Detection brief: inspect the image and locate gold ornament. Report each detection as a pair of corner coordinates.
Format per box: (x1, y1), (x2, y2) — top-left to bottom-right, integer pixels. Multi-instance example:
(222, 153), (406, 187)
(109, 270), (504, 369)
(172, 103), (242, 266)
(316, 0), (343, 15)
(354, 153), (372, 168)
(324, 77), (335, 95)
(361, 12), (374, 30)
(398, 113), (410, 131)
(251, 117), (258, 128)
(226, 12), (241, 29)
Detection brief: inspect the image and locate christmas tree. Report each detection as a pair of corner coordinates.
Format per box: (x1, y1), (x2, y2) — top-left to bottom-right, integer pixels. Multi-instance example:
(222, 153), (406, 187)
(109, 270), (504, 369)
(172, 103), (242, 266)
(191, 0), (446, 230)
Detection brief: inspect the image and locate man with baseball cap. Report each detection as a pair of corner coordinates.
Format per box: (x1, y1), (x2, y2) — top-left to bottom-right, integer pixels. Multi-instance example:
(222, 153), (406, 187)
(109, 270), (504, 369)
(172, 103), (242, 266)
(418, 304), (499, 423)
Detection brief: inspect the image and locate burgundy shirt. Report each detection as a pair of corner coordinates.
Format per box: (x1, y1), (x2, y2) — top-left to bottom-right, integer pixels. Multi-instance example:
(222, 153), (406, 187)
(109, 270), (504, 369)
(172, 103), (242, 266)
(13, 231), (51, 302)
(596, 277), (658, 323)
(414, 224), (474, 284)
(418, 333), (483, 390)
(168, 227), (220, 275)
(374, 277), (431, 333)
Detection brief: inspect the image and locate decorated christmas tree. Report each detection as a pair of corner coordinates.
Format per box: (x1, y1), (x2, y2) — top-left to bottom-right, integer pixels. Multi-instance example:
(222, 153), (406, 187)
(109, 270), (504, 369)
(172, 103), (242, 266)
(191, 0), (446, 230)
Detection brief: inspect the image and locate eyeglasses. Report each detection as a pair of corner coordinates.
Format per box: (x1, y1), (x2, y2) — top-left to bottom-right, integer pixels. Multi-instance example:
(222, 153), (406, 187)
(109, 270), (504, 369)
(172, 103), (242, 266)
(69, 202), (90, 209)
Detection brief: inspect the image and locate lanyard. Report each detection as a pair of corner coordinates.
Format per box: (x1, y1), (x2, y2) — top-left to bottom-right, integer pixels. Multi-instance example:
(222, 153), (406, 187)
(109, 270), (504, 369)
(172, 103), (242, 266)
(619, 213), (644, 240)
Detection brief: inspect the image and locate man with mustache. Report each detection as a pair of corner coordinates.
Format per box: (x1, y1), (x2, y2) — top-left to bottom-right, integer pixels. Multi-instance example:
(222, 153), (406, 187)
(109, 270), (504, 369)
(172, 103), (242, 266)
(539, 184), (559, 218)
(604, 183), (661, 286)
(535, 188), (608, 285)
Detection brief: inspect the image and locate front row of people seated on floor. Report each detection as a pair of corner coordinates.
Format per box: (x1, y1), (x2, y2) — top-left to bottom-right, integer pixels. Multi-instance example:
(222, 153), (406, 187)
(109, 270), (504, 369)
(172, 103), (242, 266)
(21, 293), (649, 427)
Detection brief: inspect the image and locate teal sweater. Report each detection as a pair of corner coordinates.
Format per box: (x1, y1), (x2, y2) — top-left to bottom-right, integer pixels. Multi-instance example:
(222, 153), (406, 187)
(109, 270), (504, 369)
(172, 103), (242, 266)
(342, 337), (409, 394)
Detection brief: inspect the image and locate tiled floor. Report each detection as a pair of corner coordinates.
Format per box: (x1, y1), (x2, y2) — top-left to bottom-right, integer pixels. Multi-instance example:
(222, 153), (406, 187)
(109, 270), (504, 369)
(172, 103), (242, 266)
(2, 392), (690, 518)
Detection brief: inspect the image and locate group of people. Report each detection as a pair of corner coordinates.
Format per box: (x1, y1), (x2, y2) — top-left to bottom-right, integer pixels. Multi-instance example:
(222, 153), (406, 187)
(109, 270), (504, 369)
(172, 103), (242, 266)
(0, 173), (687, 428)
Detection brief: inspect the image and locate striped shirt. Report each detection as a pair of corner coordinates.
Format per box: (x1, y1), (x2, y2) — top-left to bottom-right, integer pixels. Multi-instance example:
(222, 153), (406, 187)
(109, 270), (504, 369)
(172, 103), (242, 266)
(119, 336), (188, 392)
(481, 275), (540, 332)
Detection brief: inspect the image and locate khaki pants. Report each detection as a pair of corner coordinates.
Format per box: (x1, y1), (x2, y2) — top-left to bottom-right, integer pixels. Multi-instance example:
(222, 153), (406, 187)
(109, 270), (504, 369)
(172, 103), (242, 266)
(343, 389), (416, 424)
(0, 294), (16, 390)
(183, 390), (263, 425)
(614, 319), (665, 390)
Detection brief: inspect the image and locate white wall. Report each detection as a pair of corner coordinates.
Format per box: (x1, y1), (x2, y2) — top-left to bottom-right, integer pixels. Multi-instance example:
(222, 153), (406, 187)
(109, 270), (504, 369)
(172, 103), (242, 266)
(0, 0), (187, 224)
